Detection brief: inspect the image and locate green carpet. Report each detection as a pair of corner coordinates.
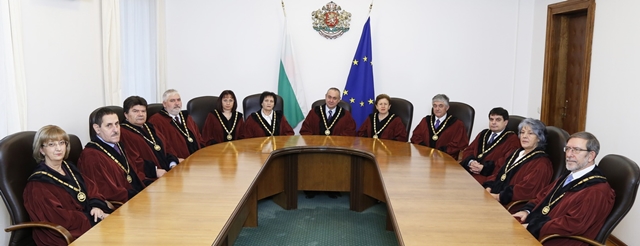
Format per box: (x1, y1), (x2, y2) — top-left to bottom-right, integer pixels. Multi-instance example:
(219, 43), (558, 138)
(234, 192), (399, 246)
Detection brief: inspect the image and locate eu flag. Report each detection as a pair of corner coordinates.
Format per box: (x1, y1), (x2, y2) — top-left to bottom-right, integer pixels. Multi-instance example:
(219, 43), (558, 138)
(342, 17), (374, 129)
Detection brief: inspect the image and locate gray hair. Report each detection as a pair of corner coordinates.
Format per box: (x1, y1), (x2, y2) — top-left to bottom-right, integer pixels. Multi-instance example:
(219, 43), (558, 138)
(518, 118), (547, 149)
(432, 94), (450, 106)
(568, 131), (600, 157)
(162, 89), (180, 102)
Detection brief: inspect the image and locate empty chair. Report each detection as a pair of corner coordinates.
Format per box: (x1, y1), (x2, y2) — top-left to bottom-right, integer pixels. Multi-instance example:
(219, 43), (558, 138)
(0, 131), (74, 245)
(506, 115), (525, 133)
(310, 99), (352, 112)
(187, 96), (219, 133)
(388, 97), (413, 135)
(242, 93), (284, 120)
(88, 106), (125, 138)
(146, 103), (164, 119)
(447, 101), (475, 141)
(540, 154), (640, 246)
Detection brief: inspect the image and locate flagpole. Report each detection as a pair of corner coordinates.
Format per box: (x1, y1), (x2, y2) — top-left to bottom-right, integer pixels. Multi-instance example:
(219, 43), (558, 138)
(281, 0), (287, 17)
(369, 1), (373, 15)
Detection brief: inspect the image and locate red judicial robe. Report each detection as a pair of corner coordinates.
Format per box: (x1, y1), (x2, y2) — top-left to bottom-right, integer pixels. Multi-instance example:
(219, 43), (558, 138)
(357, 113), (408, 142)
(522, 167), (615, 246)
(24, 162), (112, 246)
(483, 148), (553, 206)
(147, 110), (205, 159)
(460, 129), (521, 183)
(410, 115), (468, 159)
(202, 110), (245, 144)
(239, 110), (294, 138)
(120, 121), (180, 184)
(77, 139), (145, 204)
(300, 105), (356, 136)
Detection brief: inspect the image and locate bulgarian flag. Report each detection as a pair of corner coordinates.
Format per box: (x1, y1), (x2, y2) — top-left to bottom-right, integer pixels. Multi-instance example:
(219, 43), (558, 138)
(277, 21), (307, 127)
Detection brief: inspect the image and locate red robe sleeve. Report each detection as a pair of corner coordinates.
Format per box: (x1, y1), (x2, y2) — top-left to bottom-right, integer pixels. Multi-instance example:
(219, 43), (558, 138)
(332, 110), (356, 136)
(410, 117), (429, 145)
(23, 182), (93, 245)
(507, 157), (553, 202)
(300, 108), (319, 135)
(239, 116), (263, 139)
(280, 116), (295, 136)
(148, 113), (201, 158)
(120, 129), (158, 182)
(77, 148), (132, 203)
(202, 112), (246, 144)
(358, 116), (407, 142)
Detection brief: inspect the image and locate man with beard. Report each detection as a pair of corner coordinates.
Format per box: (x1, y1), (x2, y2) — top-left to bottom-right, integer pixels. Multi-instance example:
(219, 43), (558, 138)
(78, 107), (145, 204)
(512, 132), (615, 246)
(148, 89), (205, 158)
(120, 96), (181, 184)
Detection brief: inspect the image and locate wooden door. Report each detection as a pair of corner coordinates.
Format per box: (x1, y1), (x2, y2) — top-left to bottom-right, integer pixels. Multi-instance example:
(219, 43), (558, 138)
(540, 0), (595, 134)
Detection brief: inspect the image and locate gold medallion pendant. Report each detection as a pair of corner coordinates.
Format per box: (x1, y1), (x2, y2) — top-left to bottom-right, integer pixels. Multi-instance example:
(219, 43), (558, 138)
(127, 175), (133, 183)
(77, 191), (87, 202)
(154, 145), (161, 151)
(227, 134), (233, 140)
(373, 134), (378, 139)
(478, 154), (484, 158)
(432, 135), (439, 141)
(324, 130), (331, 136)
(542, 206), (550, 215)
(188, 137), (194, 143)
(500, 174), (507, 181)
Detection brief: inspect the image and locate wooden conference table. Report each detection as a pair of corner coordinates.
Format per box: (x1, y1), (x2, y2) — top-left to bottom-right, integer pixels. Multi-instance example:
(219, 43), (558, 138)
(72, 136), (540, 245)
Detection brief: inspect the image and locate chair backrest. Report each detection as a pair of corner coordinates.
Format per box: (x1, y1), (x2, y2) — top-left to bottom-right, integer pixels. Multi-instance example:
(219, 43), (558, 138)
(506, 115), (525, 133)
(388, 97), (413, 135)
(0, 131), (38, 246)
(310, 99), (352, 112)
(88, 106), (125, 138)
(67, 134), (83, 166)
(595, 154), (640, 243)
(187, 96), (219, 133)
(545, 126), (570, 181)
(146, 103), (164, 119)
(447, 101), (475, 141)
(242, 93), (284, 120)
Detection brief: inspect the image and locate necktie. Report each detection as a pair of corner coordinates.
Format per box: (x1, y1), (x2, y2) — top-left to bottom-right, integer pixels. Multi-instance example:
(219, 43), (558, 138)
(328, 110), (333, 120)
(114, 145), (122, 156)
(563, 175), (574, 187)
(174, 116), (180, 123)
(434, 119), (441, 129)
(488, 133), (497, 144)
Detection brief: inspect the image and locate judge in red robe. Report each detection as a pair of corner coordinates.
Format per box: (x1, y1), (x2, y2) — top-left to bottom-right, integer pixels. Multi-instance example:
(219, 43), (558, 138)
(410, 94), (468, 159)
(300, 87), (356, 136)
(202, 90), (245, 144)
(78, 108), (145, 204)
(240, 91), (294, 138)
(120, 96), (180, 184)
(513, 132), (615, 246)
(460, 107), (521, 184)
(24, 125), (112, 246)
(357, 94), (407, 141)
(148, 89), (205, 158)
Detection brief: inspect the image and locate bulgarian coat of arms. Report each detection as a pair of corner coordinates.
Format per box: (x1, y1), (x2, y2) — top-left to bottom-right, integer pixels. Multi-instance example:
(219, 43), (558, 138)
(311, 2), (351, 39)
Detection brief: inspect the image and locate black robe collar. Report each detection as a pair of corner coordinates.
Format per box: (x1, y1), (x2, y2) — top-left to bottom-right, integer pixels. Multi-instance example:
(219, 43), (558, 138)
(250, 110), (286, 136)
(314, 105), (347, 135)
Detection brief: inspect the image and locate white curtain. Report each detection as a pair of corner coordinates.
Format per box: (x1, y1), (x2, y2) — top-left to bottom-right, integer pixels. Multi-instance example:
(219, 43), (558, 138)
(120, 0), (161, 103)
(101, 0), (122, 106)
(0, 0), (26, 138)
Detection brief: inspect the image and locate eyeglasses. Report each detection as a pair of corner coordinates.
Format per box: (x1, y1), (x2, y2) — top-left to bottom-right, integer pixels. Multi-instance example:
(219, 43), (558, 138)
(563, 146), (589, 153)
(42, 140), (67, 148)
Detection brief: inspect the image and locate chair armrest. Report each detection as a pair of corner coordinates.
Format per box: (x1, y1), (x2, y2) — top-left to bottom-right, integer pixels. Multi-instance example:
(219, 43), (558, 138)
(506, 199), (528, 210)
(539, 234), (604, 246)
(108, 200), (124, 207)
(5, 221), (74, 245)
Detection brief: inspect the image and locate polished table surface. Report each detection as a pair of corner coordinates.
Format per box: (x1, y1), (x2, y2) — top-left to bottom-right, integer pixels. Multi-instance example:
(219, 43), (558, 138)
(71, 136), (540, 245)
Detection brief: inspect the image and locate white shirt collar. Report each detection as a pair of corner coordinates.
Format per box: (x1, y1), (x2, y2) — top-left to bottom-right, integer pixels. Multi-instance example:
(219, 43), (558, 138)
(569, 164), (596, 180)
(261, 109), (273, 124)
(96, 135), (116, 149)
(435, 113), (447, 122)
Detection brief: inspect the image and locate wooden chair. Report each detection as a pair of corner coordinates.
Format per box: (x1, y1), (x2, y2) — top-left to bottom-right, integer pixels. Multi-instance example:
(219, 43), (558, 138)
(0, 131), (74, 245)
(242, 93), (284, 120)
(540, 154), (640, 245)
(186, 96), (219, 133)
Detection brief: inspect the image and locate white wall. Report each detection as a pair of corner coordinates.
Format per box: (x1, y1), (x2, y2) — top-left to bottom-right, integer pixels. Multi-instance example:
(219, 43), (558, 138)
(0, 0), (103, 244)
(165, 0), (532, 139)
